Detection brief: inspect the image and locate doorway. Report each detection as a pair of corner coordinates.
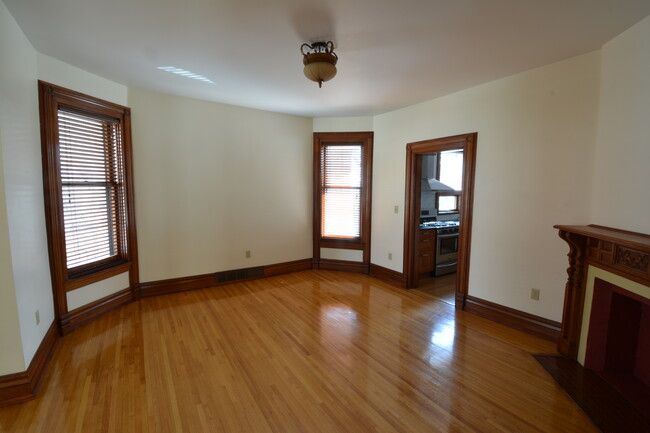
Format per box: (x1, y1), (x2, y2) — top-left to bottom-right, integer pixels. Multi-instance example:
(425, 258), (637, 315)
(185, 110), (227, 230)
(403, 133), (477, 309)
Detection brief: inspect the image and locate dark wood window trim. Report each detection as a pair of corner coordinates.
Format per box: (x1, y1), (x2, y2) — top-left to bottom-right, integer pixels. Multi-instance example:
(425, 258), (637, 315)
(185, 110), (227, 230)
(313, 132), (373, 264)
(39, 81), (139, 324)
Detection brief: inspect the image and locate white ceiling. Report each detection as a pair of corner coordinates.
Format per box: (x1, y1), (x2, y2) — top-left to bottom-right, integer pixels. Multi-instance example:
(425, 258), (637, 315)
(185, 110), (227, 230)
(5, 0), (650, 117)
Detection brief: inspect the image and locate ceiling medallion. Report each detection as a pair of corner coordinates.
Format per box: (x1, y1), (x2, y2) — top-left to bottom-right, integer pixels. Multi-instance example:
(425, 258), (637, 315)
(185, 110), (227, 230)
(301, 41), (338, 88)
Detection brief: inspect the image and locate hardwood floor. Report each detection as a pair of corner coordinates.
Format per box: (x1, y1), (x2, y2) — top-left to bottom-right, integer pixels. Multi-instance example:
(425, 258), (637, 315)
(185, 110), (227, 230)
(416, 273), (456, 305)
(0, 270), (598, 433)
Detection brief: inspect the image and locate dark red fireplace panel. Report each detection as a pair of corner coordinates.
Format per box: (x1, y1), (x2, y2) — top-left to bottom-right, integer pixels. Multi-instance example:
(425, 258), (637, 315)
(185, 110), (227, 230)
(585, 278), (649, 387)
(635, 303), (650, 385)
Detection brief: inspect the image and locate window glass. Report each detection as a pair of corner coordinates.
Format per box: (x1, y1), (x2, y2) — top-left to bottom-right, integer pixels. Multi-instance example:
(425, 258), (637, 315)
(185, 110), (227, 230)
(321, 145), (362, 239)
(439, 150), (463, 191)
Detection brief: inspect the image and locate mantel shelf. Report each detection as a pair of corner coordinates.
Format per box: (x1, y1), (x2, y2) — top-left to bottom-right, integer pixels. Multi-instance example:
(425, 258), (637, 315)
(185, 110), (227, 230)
(554, 224), (650, 252)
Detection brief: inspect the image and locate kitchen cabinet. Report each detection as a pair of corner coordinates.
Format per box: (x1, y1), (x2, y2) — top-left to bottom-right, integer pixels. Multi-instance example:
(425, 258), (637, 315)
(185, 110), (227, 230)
(417, 229), (436, 274)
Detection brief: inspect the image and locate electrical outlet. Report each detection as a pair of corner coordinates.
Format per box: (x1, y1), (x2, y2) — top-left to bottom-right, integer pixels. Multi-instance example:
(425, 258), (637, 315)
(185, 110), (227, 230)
(35, 310), (40, 325)
(388, 252), (393, 260)
(245, 250), (251, 258)
(530, 288), (540, 301)
(394, 205), (399, 214)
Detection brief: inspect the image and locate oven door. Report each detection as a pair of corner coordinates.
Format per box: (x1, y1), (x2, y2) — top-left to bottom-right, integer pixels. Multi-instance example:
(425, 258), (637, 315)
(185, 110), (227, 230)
(436, 232), (459, 264)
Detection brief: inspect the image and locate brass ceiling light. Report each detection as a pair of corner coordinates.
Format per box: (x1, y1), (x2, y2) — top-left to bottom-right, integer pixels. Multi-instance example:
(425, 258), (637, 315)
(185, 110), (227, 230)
(301, 41), (338, 88)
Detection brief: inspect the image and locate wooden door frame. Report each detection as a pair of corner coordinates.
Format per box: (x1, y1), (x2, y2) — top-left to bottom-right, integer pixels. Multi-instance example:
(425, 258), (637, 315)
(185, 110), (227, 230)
(403, 133), (477, 308)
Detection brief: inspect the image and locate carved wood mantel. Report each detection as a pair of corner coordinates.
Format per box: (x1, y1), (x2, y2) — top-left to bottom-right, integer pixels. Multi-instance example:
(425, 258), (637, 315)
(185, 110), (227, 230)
(554, 225), (650, 359)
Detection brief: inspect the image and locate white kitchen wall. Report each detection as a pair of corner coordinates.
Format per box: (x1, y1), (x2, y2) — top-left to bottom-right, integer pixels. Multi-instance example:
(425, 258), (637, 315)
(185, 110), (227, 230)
(129, 88), (313, 282)
(372, 52), (601, 321)
(591, 15), (650, 234)
(0, 0), (52, 373)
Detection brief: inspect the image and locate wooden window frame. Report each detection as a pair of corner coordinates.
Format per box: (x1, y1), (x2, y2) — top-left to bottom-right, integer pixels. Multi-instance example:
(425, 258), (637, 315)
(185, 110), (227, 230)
(39, 81), (139, 322)
(313, 132), (373, 263)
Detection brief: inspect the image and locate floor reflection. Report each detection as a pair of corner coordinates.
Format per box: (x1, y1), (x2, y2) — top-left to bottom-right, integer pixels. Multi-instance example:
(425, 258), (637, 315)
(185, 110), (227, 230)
(430, 319), (456, 349)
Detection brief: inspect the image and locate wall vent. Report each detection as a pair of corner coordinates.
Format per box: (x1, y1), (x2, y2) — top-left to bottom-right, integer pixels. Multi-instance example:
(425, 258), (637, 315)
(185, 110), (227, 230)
(215, 266), (264, 284)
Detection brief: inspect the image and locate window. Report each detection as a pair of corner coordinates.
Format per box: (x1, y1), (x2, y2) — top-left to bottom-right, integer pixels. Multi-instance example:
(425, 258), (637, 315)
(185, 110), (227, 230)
(313, 132), (373, 263)
(437, 193), (460, 213)
(39, 81), (137, 295)
(321, 144), (362, 239)
(58, 110), (127, 273)
(437, 150), (463, 214)
(438, 150), (463, 190)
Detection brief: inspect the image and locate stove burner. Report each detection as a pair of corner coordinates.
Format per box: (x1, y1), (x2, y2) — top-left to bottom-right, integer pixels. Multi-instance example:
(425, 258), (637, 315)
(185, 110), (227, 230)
(420, 219), (460, 228)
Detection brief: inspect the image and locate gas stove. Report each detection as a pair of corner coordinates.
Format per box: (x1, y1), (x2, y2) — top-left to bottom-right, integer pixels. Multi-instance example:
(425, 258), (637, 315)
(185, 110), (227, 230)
(419, 219), (460, 229)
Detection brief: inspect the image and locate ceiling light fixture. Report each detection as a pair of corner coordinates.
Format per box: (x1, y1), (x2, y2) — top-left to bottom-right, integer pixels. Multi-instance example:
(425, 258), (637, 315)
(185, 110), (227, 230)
(301, 41), (338, 88)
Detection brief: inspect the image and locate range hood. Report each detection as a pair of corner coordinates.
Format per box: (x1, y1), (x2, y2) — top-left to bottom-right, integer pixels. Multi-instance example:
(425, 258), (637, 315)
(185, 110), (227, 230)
(426, 178), (455, 191)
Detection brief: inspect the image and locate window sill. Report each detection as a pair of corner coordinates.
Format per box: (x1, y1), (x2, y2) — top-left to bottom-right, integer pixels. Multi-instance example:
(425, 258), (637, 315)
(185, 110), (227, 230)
(65, 261), (131, 292)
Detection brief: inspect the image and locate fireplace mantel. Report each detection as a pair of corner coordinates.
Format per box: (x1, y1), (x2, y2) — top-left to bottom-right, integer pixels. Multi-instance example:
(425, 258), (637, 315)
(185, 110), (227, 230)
(554, 224), (650, 358)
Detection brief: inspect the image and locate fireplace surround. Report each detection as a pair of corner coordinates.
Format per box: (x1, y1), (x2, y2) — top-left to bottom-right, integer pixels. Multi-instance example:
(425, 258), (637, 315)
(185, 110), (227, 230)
(555, 224), (650, 411)
(554, 225), (650, 359)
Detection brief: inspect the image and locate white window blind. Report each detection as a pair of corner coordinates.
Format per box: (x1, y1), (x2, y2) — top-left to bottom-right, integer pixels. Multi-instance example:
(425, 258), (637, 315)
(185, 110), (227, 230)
(58, 109), (127, 272)
(321, 144), (362, 239)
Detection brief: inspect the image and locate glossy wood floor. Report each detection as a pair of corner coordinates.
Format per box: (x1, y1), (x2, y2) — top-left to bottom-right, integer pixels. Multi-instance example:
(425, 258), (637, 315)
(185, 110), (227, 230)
(0, 270), (598, 433)
(417, 273), (456, 305)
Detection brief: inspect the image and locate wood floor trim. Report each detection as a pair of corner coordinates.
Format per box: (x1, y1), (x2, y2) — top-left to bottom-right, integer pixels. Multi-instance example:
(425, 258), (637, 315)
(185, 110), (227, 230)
(369, 263), (406, 287)
(463, 294), (561, 341)
(264, 258), (313, 277)
(59, 287), (134, 335)
(139, 258), (314, 298)
(0, 321), (59, 407)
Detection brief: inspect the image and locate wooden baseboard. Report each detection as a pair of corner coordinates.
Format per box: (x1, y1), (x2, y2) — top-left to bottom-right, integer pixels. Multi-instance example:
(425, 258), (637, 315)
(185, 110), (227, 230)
(369, 264), (406, 287)
(0, 321), (59, 407)
(139, 273), (216, 298)
(462, 294), (561, 341)
(139, 258), (314, 298)
(316, 259), (369, 273)
(59, 287), (133, 335)
(264, 258), (312, 277)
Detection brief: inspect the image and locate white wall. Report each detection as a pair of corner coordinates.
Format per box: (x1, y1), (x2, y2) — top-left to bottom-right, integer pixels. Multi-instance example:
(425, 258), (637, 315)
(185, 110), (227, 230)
(129, 88), (313, 282)
(591, 15), (650, 234)
(372, 52), (601, 321)
(0, 144), (25, 374)
(0, 0), (52, 373)
(313, 116), (374, 132)
(37, 53), (128, 106)
(67, 273), (130, 311)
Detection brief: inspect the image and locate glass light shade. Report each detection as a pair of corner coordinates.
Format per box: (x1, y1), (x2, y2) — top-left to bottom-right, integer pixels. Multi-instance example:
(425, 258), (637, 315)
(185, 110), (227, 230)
(303, 52), (337, 87)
